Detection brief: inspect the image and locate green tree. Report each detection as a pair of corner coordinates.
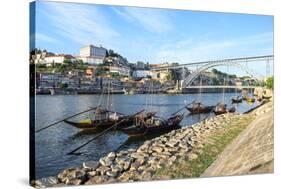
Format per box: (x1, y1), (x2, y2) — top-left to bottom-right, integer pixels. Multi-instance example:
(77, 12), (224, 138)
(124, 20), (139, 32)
(63, 59), (72, 64)
(171, 62), (179, 67)
(59, 83), (68, 89)
(110, 72), (120, 77)
(265, 76), (274, 89)
(212, 77), (220, 85)
(211, 68), (218, 75)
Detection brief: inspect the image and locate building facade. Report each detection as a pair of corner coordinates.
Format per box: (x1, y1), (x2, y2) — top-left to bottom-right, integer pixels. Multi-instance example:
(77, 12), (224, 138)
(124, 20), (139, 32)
(132, 70), (153, 78)
(77, 56), (104, 64)
(109, 66), (131, 77)
(80, 45), (107, 58)
(79, 45), (107, 64)
(44, 55), (76, 64)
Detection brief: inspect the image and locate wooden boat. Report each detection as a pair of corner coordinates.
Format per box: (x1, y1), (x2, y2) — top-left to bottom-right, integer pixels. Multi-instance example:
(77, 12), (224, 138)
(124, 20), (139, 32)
(256, 96), (263, 102)
(64, 108), (122, 130)
(228, 106), (236, 113)
(64, 75), (157, 131)
(262, 95), (272, 100)
(213, 103), (227, 115)
(64, 109), (156, 131)
(120, 114), (184, 137)
(231, 96), (242, 103)
(64, 118), (118, 130)
(246, 96), (255, 103)
(186, 102), (214, 114)
(242, 95), (248, 100)
(134, 111), (156, 120)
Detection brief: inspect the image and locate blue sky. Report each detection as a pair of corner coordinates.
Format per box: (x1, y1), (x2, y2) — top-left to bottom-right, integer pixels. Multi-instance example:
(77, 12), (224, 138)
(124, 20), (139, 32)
(34, 1), (273, 76)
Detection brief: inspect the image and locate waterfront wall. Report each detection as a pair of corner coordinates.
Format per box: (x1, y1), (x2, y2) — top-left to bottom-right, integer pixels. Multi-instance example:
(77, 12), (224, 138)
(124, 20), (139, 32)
(182, 88), (239, 94)
(36, 87), (248, 95)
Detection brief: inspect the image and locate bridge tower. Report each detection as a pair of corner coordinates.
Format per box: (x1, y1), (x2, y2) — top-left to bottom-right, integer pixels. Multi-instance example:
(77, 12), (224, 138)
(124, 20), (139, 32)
(179, 67), (185, 90)
(266, 59), (270, 78)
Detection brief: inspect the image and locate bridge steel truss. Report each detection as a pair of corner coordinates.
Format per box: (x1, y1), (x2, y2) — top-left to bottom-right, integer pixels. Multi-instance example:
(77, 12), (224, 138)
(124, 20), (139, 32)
(150, 55), (273, 88)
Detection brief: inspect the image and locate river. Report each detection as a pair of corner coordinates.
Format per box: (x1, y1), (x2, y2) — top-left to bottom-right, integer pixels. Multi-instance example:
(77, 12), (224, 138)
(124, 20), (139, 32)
(34, 93), (259, 179)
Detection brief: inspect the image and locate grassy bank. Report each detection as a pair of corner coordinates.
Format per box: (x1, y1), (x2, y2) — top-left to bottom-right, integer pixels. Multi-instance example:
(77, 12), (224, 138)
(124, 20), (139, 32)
(155, 114), (255, 179)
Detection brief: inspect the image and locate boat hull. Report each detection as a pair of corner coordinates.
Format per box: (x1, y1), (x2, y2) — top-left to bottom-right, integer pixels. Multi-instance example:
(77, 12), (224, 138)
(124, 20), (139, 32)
(186, 106), (214, 114)
(213, 110), (227, 115)
(121, 115), (183, 137)
(64, 112), (157, 131)
(213, 104), (227, 115)
(231, 98), (242, 103)
(63, 119), (123, 130)
(262, 95), (272, 100)
(247, 98), (255, 103)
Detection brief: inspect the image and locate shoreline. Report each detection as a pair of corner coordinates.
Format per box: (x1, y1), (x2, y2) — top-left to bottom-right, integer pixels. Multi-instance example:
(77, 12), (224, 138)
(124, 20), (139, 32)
(33, 99), (272, 188)
(35, 87), (244, 95)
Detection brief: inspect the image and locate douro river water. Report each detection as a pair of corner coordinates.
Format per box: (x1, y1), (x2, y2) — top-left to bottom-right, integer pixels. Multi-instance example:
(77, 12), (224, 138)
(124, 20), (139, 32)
(34, 93), (259, 179)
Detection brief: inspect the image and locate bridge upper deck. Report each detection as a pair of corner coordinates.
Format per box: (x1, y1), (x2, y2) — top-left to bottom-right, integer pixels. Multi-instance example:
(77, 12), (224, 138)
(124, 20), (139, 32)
(151, 55), (273, 71)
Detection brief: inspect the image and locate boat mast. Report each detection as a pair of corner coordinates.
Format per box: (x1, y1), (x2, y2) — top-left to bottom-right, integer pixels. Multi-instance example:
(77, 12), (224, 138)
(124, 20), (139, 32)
(150, 80), (154, 111)
(199, 76), (202, 103)
(107, 77), (110, 111)
(222, 78), (225, 104)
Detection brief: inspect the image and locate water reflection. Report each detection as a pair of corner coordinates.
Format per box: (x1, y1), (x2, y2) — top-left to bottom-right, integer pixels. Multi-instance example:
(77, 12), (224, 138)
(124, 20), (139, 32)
(35, 93), (260, 179)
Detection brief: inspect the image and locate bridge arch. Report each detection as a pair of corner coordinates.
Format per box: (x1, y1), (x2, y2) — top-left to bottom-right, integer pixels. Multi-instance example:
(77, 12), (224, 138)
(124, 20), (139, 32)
(182, 62), (262, 88)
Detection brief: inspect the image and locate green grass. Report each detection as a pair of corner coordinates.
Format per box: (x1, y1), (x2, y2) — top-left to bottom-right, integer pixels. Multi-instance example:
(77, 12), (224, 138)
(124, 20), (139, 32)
(155, 115), (254, 179)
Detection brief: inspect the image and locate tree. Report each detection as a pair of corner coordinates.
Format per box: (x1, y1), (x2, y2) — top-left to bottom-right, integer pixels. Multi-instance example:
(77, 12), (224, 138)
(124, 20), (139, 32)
(171, 62), (179, 67)
(108, 49), (119, 57)
(63, 59), (72, 64)
(59, 83), (68, 89)
(166, 71), (177, 81)
(212, 78), (220, 85)
(77, 59), (83, 64)
(211, 68), (218, 75)
(265, 76), (274, 89)
(110, 72), (120, 77)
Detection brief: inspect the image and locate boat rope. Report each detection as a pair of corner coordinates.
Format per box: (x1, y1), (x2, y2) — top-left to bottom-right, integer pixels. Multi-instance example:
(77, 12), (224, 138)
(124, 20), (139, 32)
(35, 106), (99, 133)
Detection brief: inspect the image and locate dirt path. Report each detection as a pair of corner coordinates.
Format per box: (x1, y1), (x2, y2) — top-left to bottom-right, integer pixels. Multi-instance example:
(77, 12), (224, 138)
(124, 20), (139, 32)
(201, 101), (274, 177)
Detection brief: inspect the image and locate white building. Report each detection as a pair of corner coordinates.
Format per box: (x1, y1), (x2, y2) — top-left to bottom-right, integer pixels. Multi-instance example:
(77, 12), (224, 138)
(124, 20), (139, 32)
(136, 61), (145, 69)
(110, 66), (131, 76)
(132, 70), (157, 78)
(44, 55), (76, 64)
(77, 56), (104, 64)
(79, 44), (107, 64)
(44, 56), (65, 64)
(80, 45), (107, 57)
(32, 52), (47, 64)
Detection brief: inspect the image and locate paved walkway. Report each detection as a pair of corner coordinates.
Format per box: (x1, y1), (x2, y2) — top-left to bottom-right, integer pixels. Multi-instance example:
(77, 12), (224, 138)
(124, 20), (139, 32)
(201, 101), (274, 177)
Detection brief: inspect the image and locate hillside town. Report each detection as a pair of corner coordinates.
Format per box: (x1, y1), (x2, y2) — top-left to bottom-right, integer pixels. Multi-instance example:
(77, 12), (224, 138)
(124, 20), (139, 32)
(30, 44), (259, 95)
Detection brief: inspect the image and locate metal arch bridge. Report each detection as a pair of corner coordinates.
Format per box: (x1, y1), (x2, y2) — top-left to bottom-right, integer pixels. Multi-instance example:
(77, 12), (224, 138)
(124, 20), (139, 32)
(150, 55), (273, 88)
(150, 55), (273, 71)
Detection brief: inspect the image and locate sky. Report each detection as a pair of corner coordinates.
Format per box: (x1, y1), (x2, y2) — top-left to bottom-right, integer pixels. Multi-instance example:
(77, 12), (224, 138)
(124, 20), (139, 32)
(33, 1), (274, 77)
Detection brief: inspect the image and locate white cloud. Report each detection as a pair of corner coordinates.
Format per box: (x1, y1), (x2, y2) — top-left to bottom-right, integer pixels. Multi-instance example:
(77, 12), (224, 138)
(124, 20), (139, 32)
(112, 7), (173, 33)
(35, 33), (60, 44)
(153, 32), (273, 63)
(38, 2), (119, 46)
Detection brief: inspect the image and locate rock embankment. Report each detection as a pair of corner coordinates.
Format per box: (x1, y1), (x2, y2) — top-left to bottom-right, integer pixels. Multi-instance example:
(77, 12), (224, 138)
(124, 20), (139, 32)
(201, 101), (273, 177)
(34, 101), (270, 188)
